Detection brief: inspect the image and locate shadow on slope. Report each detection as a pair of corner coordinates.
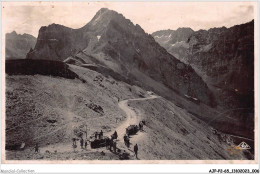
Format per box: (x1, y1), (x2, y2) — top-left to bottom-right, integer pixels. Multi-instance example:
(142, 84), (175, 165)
(6, 59), (79, 79)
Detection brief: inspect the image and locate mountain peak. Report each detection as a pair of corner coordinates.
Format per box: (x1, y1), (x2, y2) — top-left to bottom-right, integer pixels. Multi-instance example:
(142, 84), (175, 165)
(11, 31), (17, 35)
(82, 7), (140, 35)
(6, 31), (18, 36)
(6, 31), (37, 59)
(176, 27), (194, 32)
(98, 7), (110, 13)
(87, 7), (126, 27)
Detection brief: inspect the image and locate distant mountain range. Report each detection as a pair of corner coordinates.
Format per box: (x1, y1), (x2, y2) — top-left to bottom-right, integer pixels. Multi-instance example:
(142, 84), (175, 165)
(152, 21), (254, 109)
(5, 31), (36, 59)
(26, 8), (214, 107)
(152, 28), (194, 50)
(152, 21), (254, 137)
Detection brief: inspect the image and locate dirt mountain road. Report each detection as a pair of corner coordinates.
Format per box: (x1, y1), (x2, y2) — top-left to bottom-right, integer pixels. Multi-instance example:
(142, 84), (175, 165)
(106, 94), (160, 158)
(39, 94), (159, 158)
(114, 95), (159, 141)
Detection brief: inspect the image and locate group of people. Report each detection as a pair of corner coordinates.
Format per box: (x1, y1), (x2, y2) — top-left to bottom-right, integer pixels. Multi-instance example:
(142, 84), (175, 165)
(80, 138), (88, 149)
(33, 126), (140, 158)
(33, 129), (139, 159)
(73, 137), (88, 149)
(105, 131), (118, 153)
(105, 130), (138, 159)
(95, 130), (103, 139)
(78, 129), (105, 149)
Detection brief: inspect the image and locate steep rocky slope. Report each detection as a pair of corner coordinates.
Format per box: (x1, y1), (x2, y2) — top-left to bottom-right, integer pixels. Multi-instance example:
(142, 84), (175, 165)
(6, 61), (146, 151)
(27, 24), (89, 61)
(152, 21), (254, 138)
(152, 28), (194, 61)
(187, 22), (254, 108)
(27, 8), (214, 107)
(6, 60), (251, 160)
(5, 31), (36, 59)
(128, 98), (251, 160)
(153, 21), (254, 108)
(152, 28), (194, 51)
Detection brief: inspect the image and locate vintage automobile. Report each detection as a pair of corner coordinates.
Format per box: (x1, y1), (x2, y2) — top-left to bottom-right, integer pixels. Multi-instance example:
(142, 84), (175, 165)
(89, 136), (110, 149)
(126, 125), (139, 135)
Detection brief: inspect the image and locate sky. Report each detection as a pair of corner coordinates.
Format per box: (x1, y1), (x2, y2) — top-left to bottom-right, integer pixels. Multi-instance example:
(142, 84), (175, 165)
(2, 1), (256, 37)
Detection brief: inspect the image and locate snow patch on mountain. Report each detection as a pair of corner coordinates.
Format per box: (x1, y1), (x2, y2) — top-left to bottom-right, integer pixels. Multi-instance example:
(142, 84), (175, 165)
(171, 41), (189, 48)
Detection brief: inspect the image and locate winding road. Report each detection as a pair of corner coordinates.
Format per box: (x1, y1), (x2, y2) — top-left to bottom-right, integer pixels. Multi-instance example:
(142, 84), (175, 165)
(40, 94), (159, 156)
(112, 94), (159, 143)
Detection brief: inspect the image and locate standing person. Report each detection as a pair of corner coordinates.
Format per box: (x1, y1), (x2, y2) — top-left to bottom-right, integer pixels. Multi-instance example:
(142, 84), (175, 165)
(134, 144), (138, 159)
(72, 138), (76, 146)
(113, 140), (117, 153)
(35, 143), (39, 153)
(84, 140), (88, 149)
(100, 130), (103, 138)
(80, 138), (84, 149)
(126, 137), (130, 148)
(114, 131), (118, 139)
(72, 138), (77, 152)
(123, 134), (127, 146)
(109, 138), (113, 151)
(106, 138), (110, 150)
(139, 122), (143, 131)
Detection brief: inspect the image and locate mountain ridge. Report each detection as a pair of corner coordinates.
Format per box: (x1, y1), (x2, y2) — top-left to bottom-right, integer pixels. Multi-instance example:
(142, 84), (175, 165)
(27, 8), (213, 104)
(5, 31), (37, 59)
(152, 20), (254, 138)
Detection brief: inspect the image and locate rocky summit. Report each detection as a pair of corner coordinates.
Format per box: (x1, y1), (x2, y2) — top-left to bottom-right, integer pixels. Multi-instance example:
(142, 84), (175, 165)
(27, 8), (214, 107)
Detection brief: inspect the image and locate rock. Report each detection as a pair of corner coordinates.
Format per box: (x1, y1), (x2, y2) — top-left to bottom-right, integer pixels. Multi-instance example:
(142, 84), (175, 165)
(86, 103), (104, 114)
(46, 119), (57, 123)
(93, 75), (103, 82)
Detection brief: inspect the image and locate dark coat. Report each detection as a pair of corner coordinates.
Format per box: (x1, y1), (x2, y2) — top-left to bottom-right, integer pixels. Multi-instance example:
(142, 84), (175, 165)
(134, 144), (138, 152)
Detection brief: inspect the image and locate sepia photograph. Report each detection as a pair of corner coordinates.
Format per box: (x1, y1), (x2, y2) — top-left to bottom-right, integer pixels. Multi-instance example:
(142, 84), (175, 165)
(1, 1), (258, 165)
